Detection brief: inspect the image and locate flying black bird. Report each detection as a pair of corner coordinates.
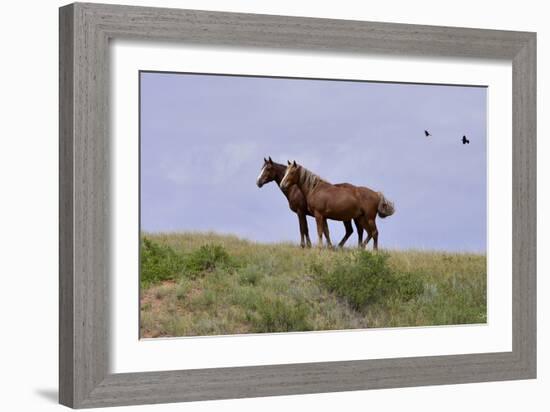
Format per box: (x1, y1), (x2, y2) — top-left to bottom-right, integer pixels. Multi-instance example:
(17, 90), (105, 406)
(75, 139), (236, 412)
(462, 135), (470, 145)
(424, 130), (431, 137)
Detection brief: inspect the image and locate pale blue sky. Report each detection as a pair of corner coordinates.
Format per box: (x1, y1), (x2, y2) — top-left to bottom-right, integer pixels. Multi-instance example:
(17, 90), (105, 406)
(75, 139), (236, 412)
(140, 72), (487, 252)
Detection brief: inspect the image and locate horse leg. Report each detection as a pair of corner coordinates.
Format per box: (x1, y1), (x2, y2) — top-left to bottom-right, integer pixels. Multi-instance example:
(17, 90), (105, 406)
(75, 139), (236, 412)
(363, 232), (373, 249)
(370, 219), (379, 251)
(297, 212), (307, 248)
(302, 213), (312, 248)
(356, 216), (372, 249)
(363, 219), (379, 251)
(322, 218), (334, 249)
(353, 218), (363, 247)
(338, 221), (354, 248)
(314, 213), (324, 248)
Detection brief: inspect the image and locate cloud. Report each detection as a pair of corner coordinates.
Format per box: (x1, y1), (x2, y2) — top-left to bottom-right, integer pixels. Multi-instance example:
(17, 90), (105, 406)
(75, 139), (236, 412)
(157, 141), (260, 187)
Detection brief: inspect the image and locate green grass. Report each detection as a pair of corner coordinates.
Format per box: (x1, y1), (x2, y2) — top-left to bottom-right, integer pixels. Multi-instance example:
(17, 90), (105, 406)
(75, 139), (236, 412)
(140, 232), (486, 337)
(140, 237), (186, 288)
(140, 238), (238, 287)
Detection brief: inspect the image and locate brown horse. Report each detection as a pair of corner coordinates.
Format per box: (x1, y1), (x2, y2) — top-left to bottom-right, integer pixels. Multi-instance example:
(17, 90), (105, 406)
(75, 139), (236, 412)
(256, 157), (363, 248)
(340, 182), (395, 250)
(280, 161), (394, 250)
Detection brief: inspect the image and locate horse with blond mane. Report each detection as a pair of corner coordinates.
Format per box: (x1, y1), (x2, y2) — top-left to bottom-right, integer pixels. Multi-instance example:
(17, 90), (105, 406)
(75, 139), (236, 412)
(280, 161), (394, 250)
(257, 157), (364, 248)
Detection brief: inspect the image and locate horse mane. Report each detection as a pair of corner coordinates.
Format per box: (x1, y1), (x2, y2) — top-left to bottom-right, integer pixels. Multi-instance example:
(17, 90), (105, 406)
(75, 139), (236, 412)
(272, 161), (287, 173)
(270, 161), (288, 183)
(298, 166), (328, 192)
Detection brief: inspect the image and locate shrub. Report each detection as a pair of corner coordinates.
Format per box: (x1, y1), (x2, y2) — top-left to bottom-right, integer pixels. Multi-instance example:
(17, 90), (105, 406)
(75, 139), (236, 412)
(238, 264), (264, 286)
(230, 286), (261, 310)
(189, 289), (217, 310)
(184, 244), (233, 277)
(175, 280), (191, 301)
(252, 297), (311, 333)
(140, 237), (185, 288)
(392, 272), (425, 302)
(313, 251), (423, 310)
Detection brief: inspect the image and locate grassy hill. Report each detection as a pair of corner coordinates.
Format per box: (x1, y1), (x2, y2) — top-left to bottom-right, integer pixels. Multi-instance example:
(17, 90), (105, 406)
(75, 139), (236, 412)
(140, 232), (486, 338)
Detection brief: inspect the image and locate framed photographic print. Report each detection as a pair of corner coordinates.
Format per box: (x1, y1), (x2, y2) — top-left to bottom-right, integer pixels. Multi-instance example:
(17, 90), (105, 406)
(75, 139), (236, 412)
(59, 2), (536, 408)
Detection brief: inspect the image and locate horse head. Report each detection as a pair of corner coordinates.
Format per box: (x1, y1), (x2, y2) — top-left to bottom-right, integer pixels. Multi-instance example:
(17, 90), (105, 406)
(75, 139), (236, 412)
(256, 156), (278, 188)
(280, 160), (299, 190)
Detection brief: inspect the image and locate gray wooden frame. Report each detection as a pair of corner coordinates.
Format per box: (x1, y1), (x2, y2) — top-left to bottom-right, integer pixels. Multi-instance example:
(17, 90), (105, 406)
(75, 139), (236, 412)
(59, 2), (536, 408)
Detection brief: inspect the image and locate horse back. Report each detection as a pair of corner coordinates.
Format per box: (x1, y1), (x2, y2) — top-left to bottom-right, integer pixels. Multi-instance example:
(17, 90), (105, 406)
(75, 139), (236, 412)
(335, 183), (380, 218)
(306, 182), (362, 220)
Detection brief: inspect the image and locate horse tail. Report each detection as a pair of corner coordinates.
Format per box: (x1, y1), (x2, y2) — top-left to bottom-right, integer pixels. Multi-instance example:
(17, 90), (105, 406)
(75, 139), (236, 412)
(377, 192), (395, 218)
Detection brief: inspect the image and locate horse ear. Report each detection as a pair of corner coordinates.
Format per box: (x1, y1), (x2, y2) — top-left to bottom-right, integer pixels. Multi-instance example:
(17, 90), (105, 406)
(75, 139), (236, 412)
(287, 160), (291, 165)
(292, 160), (297, 167)
(263, 157), (267, 163)
(268, 156), (273, 164)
